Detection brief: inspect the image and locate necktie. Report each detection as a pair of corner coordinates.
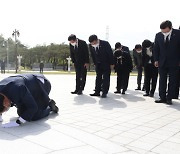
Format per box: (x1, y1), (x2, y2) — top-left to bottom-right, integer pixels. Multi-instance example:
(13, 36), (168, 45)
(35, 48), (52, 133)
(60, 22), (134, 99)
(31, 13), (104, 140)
(74, 45), (78, 51)
(95, 47), (99, 54)
(165, 35), (169, 47)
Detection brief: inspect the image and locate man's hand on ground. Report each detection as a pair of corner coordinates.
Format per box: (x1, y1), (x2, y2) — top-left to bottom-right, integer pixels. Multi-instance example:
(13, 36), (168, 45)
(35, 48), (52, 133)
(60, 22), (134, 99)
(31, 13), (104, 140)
(2, 121), (20, 128)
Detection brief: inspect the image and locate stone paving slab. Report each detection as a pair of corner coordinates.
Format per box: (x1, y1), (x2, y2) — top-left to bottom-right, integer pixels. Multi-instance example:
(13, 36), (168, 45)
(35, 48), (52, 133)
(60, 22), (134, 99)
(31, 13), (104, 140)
(0, 74), (179, 154)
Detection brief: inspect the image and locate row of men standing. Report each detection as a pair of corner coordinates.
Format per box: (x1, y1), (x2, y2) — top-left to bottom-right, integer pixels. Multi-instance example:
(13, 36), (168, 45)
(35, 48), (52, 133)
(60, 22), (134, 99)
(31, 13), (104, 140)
(68, 34), (114, 98)
(132, 21), (180, 104)
(133, 42), (158, 97)
(68, 20), (180, 103)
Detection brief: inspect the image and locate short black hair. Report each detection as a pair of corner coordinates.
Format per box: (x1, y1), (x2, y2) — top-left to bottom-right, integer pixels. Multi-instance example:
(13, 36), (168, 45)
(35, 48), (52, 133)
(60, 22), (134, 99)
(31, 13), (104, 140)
(89, 35), (98, 43)
(0, 94), (5, 113)
(115, 42), (122, 50)
(135, 44), (142, 49)
(68, 34), (76, 41)
(142, 40), (152, 48)
(160, 20), (172, 29)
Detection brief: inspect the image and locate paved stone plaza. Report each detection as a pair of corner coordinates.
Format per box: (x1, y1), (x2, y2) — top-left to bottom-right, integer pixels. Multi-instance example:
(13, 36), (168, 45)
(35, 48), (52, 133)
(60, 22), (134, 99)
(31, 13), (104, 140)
(0, 74), (180, 154)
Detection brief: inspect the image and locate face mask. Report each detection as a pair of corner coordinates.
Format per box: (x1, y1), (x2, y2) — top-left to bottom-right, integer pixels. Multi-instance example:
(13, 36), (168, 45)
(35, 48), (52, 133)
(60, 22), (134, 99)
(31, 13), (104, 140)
(136, 50), (142, 53)
(162, 31), (171, 37)
(92, 43), (99, 48)
(70, 42), (76, 46)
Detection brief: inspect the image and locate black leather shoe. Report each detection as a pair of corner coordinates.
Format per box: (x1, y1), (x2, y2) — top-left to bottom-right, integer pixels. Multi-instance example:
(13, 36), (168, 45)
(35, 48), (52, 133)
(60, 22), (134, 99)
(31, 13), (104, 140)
(49, 99), (59, 113)
(101, 93), (107, 98)
(122, 90), (126, 94)
(166, 100), (172, 105)
(94, 89), (102, 91)
(149, 93), (154, 97)
(77, 91), (83, 95)
(114, 91), (121, 94)
(90, 93), (100, 97)
(71, 91), (78, 94)
(142, 86), (145, 91)
(155, 99), (166, 103)
(143, 93), (149, 96)
(135, 87), (141, 90)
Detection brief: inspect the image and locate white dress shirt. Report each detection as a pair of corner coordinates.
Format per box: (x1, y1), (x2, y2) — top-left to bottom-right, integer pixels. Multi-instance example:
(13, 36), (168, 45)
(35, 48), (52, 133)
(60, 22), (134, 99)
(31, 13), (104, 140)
(164, 29), (172, 42)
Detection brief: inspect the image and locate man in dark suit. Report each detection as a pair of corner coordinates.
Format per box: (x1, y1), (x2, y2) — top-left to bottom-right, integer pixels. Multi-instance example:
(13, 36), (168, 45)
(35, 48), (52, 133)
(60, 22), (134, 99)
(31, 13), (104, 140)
(142, 40), (158, 97)
(174, 66), (180, 99)
(133, 44), (144, 90)
(39, 61), (44, 74)
(0, 74), (58, 128)
(114, 42), (133, 94)
(89, 35), (114, 98)
(68, 34), (89, 95)
(118, 43), (130, 54)
(154, 20), (180, 105)
(1, 60), (5, 74)
(176, 26), (180, 99)
(174, 26), (180, 99)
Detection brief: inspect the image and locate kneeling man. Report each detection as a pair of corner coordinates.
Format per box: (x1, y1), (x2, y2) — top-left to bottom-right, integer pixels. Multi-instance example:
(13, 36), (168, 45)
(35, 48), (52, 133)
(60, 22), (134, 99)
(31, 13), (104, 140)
(0, 74), (59, 128)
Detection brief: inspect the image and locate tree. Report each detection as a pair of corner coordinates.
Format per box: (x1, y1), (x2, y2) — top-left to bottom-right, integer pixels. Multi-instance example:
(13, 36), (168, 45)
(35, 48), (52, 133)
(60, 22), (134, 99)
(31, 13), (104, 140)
(0, 34), (70, 70)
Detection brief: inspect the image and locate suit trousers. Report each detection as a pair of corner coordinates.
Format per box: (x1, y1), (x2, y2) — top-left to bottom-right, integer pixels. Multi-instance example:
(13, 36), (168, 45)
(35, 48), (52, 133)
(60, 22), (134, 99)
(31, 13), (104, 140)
(75, 64), (87, 91)
(116, 70), (130, 91)
(144, 64), (158, 94)
(137, 67), (143, 87)
(95, 64), (111, 94)
(174, 67), (180, 99)
(158, 66), (179, 100)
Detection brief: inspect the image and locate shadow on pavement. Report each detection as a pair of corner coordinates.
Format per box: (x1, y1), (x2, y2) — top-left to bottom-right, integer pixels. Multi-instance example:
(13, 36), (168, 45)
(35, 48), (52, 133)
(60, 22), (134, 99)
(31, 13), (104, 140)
(122, 90), (146, 102)
(0, 113), (59, 140)
(167, 99), (180, 110)
(99, 92), (127, 110)
(127, 89), (144, 95)
(74, 94), (97, 105)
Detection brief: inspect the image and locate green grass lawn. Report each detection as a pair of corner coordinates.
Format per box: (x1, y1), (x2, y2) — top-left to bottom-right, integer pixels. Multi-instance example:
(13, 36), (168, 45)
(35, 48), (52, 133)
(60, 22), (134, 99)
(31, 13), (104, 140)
(4, 70), (140, 76)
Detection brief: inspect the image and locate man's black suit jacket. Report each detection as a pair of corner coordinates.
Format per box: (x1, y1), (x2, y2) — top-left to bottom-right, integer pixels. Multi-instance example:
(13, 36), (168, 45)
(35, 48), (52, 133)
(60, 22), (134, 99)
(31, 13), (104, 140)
(89, 40), (114, 69)
(154, 29), (180, 67)
(69, 39), (89, 65)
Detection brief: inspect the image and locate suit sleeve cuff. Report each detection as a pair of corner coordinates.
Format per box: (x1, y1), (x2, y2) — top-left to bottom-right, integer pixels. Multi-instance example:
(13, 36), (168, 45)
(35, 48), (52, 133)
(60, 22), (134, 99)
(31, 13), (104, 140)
(19, 117), (26, 124)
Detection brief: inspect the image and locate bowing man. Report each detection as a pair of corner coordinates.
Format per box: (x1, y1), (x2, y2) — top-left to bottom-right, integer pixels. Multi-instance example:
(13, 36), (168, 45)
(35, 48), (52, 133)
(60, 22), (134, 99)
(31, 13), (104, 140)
(0, 74), (58, 128)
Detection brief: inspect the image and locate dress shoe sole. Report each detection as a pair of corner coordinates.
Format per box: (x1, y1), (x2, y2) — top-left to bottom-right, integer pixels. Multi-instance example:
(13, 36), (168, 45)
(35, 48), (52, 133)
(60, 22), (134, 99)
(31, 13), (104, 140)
(71, 92), (78, 94)
(166, 101), (173, 105)
(101, 96), (107, 98)
(155, 100), (166, 103)
(90, 94), (100, 97)
(49, 100), (59, 113)
(53, 106), (59, 113)
(143, 94), (149, 97)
